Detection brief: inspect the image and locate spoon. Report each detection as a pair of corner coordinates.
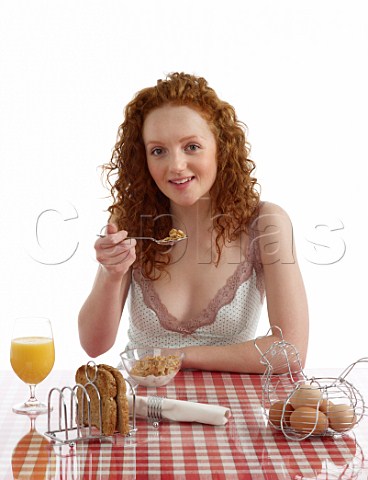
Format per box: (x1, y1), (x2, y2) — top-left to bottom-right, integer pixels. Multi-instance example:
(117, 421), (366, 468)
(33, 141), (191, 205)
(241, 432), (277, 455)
(97, 234), (187, 246)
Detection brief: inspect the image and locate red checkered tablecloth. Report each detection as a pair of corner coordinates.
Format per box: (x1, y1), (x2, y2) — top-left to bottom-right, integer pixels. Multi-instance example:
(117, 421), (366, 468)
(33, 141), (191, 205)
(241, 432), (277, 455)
(1, 369), (367, 479)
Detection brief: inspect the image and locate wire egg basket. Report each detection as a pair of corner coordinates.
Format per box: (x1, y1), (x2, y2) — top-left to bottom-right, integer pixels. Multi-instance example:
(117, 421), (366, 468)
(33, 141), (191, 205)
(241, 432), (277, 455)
(254, 326), (368, 441)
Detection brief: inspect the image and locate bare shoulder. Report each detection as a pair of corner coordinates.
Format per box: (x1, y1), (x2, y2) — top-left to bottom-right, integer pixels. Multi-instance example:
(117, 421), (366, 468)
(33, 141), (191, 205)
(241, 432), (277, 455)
(254, 201), (295, 265)
(256, 201), (293, 230)
(258, 200), (290, 217)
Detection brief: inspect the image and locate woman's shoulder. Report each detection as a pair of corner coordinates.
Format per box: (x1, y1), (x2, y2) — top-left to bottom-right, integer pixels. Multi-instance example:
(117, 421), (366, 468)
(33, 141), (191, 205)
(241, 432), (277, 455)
(258, 200), (290, 217)
(252, 200), (292, 229)
(252, 201), (295, 265)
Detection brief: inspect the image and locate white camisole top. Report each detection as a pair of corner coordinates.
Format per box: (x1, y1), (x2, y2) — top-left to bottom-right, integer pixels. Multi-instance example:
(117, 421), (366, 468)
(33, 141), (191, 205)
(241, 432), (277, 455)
(125, 221), (265, 349)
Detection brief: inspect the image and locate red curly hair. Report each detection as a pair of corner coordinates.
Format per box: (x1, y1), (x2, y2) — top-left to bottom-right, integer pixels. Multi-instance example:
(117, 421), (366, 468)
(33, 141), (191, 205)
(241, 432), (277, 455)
(103, 72), (260, 279)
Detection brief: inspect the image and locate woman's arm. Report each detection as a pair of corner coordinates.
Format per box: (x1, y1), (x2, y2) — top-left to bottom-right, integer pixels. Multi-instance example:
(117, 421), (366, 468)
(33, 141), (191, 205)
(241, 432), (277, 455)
(181, 202), (309, 373)
(78, 223), (136, 357)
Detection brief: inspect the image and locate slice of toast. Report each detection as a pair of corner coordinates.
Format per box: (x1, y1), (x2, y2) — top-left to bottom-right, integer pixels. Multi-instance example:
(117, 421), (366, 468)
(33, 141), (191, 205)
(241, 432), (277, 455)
(75, 364), (130, 436)
(75, 364), (117, 436)
(100, 364), (130, 435)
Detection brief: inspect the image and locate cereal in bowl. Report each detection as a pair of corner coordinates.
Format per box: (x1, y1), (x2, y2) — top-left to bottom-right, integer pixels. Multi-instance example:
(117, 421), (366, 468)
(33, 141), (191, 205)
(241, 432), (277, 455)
(130, 354), (181, 377)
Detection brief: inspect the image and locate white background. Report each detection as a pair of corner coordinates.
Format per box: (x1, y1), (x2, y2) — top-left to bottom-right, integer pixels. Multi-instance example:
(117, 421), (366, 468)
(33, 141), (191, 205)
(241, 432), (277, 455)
(1, 1), (367, 372)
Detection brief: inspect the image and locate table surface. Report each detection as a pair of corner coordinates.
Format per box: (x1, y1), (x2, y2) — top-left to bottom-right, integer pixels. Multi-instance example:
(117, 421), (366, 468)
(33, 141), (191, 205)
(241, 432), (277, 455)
(1, 367), (367, 479)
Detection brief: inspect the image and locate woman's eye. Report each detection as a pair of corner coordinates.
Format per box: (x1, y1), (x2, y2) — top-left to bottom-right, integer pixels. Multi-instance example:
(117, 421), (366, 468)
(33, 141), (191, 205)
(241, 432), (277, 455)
(185, 144), (200, 152)
(151, 148), (164, 156)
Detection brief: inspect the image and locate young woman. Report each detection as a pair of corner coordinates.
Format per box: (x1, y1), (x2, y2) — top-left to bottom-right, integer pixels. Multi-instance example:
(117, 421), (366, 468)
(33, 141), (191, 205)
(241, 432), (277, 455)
(78, 72), (309, 373)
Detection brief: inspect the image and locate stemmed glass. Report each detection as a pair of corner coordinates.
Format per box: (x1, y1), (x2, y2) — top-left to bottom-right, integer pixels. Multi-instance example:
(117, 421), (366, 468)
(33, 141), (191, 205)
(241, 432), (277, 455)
(10, 317), (55, 415)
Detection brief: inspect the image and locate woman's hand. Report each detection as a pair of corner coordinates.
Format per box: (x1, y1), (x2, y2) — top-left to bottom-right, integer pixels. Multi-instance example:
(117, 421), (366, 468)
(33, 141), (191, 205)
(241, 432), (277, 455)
(95, 223), (136, 279)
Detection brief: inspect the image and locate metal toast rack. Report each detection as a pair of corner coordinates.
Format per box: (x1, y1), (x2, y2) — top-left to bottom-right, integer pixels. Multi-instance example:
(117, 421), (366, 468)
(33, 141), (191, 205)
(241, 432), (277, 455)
(255, 326), (368, 441)
(44, 361), (137, 449)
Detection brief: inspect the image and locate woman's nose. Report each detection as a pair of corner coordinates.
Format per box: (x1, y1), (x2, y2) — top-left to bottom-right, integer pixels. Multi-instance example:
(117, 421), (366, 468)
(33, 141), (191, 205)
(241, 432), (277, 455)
(169, 150), (187, 172)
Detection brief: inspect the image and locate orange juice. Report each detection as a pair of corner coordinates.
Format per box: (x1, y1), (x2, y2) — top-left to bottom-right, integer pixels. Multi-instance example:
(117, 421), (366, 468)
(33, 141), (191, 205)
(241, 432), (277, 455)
(10, 336), (55, 384)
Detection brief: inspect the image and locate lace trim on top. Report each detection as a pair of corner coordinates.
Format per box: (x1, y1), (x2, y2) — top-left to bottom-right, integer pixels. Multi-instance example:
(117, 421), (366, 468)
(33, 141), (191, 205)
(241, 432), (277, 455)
(132, 235), (264, 336)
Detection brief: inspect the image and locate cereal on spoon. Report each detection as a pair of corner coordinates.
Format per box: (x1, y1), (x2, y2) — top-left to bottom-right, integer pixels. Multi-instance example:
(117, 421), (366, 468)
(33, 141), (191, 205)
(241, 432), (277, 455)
(160, 228), (187, 243)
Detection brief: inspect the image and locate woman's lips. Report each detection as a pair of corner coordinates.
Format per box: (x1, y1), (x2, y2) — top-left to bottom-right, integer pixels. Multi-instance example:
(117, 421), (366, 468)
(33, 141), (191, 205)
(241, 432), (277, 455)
(169, 176), (195, 188)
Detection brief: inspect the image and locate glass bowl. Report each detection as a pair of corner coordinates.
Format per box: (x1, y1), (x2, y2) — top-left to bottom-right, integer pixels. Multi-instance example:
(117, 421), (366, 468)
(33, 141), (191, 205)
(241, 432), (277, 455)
(120, 347), (184, 387)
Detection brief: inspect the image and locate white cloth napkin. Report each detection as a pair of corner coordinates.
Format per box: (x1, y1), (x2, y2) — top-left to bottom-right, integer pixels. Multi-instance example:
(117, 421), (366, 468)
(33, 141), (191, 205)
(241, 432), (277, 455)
(127, 395), (231, 426)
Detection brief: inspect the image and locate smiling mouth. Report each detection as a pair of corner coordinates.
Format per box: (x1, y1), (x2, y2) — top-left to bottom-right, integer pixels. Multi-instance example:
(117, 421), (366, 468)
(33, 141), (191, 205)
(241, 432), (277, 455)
(169, 176), (195, 185)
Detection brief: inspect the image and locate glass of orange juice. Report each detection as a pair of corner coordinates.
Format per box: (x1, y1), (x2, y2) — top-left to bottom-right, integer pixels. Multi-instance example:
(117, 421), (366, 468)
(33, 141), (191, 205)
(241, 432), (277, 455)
(10, 317), (55, 415)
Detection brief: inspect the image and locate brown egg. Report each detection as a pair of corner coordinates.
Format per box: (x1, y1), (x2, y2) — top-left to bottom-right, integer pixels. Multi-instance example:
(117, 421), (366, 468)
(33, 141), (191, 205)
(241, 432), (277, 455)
(318, 398), (334, 414)
(328, 404), (357, 433)
(290, 384), (323, 410)
(268, 401), (294, 428)
(290, 406), (329, 435)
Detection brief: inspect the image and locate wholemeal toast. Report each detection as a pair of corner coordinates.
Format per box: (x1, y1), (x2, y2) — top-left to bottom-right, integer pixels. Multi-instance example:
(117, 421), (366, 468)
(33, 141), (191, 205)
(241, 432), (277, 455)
(100, 364), (130, 435)
(75, 364), (129, 436)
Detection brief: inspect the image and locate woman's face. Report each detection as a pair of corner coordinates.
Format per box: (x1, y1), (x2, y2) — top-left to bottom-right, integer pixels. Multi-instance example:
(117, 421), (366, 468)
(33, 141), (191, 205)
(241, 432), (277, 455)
(142, 104), (217, 208)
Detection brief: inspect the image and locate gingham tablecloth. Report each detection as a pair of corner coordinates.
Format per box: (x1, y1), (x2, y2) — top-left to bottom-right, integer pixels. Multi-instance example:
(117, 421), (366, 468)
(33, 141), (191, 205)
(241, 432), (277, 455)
(1, 369), (367, 479)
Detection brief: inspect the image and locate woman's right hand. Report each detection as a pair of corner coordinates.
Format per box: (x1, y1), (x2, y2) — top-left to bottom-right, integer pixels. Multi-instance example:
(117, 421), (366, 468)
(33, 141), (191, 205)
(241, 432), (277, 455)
(95, 223), (136, 278)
